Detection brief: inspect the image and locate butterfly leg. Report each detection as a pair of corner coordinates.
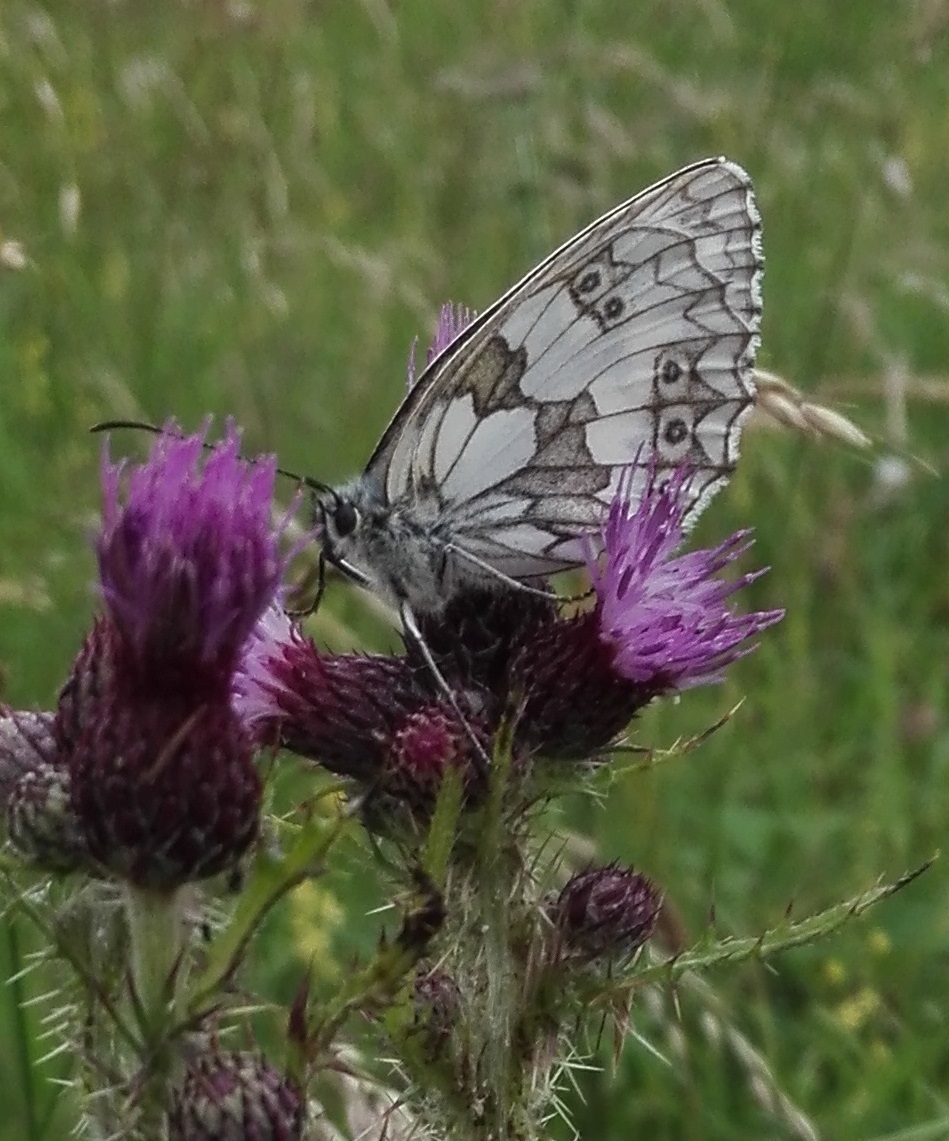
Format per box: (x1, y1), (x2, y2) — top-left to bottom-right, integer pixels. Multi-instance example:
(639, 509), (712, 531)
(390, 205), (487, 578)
(399, 602), (491, 770)
(444, 542), (593, 605)
(286, 548), (327, 619)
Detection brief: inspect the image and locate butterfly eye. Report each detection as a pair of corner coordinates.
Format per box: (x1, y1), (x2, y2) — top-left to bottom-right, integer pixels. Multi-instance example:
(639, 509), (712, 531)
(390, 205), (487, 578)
(334, 501), (359, 537)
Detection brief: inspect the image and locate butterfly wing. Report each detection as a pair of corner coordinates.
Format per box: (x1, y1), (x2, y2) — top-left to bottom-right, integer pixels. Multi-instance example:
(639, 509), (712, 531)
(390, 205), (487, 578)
(367, 157), (763, 579)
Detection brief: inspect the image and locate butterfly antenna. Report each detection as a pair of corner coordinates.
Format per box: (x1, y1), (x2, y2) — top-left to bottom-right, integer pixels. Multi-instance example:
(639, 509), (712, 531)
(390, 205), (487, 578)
(90, 418), (337, 498)
(91, 417), (165, 436)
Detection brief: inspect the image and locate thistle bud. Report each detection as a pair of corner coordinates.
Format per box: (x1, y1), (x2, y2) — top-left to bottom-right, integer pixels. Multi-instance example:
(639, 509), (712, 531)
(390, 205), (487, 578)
(168, 1052), (304, 1141)
(553, 864), (662, 962)
(1, 713), (88, 873)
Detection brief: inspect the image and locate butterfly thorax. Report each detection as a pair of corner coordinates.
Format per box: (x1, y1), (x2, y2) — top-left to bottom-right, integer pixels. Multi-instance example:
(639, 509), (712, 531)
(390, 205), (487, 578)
(321, 476), (484, 614)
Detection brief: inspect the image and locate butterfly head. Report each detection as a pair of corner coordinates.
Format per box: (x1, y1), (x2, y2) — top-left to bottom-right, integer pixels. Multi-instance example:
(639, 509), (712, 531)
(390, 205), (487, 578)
(309, 477), (385, 594)
(310, 475), (460, 613)
(318, 494), (359, 548)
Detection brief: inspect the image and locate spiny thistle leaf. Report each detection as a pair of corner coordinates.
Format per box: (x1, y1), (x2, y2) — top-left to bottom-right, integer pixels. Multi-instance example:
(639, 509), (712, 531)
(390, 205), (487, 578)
(189, 801), (344, 1014)
(592, 858), (934, 1004)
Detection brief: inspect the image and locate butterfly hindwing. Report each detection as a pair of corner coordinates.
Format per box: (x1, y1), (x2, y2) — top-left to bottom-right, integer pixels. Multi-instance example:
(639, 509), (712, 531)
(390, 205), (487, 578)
(366, 157), (763, 579)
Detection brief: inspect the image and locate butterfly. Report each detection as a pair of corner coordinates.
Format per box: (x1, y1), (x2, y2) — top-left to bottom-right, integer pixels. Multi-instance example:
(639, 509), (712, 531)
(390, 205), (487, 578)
(315, 157), (763, 633)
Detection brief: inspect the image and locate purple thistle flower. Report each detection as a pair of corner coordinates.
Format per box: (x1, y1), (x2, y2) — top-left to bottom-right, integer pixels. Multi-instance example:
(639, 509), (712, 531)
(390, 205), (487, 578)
(59, 423), (292, 889)
(589, 466), (784, 689)
(97, 421), (290, 688)
(167, 1051), (304, 1141)
(406, 303), (476, 389)
(236, 609), (488, 817)
(416, 466), (780, 759)
(416, 590), (663, 760)
(552, 864), (662, 962)
(237, 607), (423, 779)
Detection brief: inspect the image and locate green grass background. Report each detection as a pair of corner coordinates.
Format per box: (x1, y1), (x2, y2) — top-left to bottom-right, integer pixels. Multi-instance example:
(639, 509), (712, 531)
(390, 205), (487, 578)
(1, 1), (948, 1137)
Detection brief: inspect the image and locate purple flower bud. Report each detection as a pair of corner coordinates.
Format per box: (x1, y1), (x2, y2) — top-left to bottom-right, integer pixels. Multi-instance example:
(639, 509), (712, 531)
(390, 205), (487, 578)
(236, 610), (488, 820)
(386, 703), (488, 811)
(61, 424), (291, 889)
(553, 864), (662, 962)
(237, 608), (424, 780)
(1, 713), (89, 872)
(168, 1052), (304, 1141)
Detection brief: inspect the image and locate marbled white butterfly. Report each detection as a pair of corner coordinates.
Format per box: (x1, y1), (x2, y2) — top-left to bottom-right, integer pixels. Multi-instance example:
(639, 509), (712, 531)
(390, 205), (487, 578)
(316, 157), (763, 632)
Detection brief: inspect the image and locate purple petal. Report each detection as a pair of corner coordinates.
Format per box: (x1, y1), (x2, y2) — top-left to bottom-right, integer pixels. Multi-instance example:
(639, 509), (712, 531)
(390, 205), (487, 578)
(406, 303), (477, 389)
(589, 465), (783, 688)
(97, 421), (293, 684)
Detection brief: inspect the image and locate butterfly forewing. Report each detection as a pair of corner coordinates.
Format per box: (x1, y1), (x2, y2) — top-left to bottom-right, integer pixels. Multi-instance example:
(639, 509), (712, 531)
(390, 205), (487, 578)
(367, 157), (763, 581)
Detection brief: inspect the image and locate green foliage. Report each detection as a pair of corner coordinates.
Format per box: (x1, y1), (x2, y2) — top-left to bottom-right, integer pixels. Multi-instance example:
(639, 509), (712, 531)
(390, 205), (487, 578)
(1, 1), (947, 1137)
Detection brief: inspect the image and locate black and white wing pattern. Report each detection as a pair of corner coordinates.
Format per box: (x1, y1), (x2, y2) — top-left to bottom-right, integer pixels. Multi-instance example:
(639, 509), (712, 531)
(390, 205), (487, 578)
(367, 158), (763, 579)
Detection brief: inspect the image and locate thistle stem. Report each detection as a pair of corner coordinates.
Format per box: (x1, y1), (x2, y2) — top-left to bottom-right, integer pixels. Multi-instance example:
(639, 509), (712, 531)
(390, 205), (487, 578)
(473, 726), (523, 1141)
(479, 851), (514, 1135)
(125, 885), (185, 1037)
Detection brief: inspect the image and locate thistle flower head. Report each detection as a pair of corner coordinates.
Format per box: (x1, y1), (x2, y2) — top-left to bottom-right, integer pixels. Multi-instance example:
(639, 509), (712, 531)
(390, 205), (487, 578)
(237, 607), (425, 780)
(60, 424), (291, 889)
(589, 466), (784, 688)
(552, 863), (662, 962)
(167, 1052), (304, 1141)
(417, 589), (661, 761)
(412, 467), (780, 759)
(97, 420), (289, 692)
(236, 609), (488, 823)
